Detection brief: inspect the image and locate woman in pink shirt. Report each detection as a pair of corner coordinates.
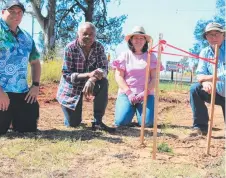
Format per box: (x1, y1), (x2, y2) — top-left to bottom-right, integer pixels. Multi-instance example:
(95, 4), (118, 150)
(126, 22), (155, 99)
(112, 26), (163, 127)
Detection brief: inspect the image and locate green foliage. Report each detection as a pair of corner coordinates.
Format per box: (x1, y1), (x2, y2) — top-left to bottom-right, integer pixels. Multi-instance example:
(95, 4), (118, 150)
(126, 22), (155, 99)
(189, 0), (225, 67)
(157, 142), (173, 153)
(55, 0), (127, 51)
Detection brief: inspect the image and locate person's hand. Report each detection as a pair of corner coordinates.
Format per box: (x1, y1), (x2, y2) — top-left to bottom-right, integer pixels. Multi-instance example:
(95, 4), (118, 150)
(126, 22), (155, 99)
(0, 91), (10, 111)
(134, 91), (145, 104)
(83, 78), (96, 100)
(125, 89), (136, 105)
(88, 68), (104, 80)
(197, 75), (205, 83)
(202, 81), (212, 94)
(25, 86), (39, 104)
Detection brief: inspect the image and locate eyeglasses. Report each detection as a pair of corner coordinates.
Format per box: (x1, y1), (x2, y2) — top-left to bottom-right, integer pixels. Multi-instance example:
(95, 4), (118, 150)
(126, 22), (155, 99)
(206, 32), (223, 38)
(7, 10), (23, 16)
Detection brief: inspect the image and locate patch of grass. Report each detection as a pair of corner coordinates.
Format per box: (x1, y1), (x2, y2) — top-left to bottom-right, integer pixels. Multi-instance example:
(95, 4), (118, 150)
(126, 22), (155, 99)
(159, 81), (190, 92)
(28, 60), (190, 94)
(28, 60), (62, 84)
(0, 137), (87, 177)
(108, 70), (118, 95)
(157, 142), (173, 153)
(40, 60), (62, 83)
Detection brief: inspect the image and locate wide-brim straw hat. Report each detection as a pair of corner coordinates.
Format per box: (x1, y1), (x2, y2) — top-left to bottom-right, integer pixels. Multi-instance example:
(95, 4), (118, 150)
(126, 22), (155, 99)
(125, 26), (152, 42)
(203, 22), (225, 39)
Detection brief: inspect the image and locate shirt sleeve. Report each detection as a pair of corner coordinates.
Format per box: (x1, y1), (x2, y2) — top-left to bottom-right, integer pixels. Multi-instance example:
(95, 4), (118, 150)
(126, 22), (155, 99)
(29, 40), (40, 61)
(111, 52), (126, 71)
(62, 46), (76, 84)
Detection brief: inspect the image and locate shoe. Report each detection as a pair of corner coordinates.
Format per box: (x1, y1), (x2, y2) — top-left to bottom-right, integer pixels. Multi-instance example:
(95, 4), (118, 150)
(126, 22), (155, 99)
(92, 122), (116, 133)
(189, 128), (208, 137)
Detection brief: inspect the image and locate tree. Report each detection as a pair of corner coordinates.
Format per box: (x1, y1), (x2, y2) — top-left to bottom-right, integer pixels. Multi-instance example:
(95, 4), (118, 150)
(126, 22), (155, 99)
(189, 0), (225, 67)
(28, 0), (56, 55)
(1, 0), (126, 56)
(55, 0), (127, 51)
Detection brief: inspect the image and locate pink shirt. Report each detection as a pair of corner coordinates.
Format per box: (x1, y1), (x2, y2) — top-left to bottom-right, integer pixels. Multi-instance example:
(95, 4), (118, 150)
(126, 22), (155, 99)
(112, 50), (163, 95)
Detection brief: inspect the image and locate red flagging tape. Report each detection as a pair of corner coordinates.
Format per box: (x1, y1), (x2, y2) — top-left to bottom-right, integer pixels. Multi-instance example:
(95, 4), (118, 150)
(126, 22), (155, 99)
(149, 40), (216, 65)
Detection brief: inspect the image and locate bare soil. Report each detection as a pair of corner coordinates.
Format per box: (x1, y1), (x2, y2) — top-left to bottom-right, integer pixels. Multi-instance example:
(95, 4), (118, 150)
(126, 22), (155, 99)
(35, 83), (226, 177)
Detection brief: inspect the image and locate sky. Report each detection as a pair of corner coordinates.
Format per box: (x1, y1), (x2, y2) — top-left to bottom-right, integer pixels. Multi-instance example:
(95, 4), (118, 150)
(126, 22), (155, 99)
(107, 0), (217, 63)
(0, 0), (218, 64)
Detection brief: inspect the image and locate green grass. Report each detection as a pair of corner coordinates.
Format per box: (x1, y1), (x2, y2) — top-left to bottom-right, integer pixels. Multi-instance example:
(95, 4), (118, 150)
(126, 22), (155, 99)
(28, 60), (191, 94)
(159, 81), (190, 92)
(0, 136), (88, 177)
(28, 60), (62, 84)
(40, 60), (62, 83)
(157, 142), (173, 153)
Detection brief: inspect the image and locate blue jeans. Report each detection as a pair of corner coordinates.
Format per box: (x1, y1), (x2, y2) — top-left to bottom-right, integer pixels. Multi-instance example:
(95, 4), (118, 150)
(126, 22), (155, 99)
(114, 94), (155, 127)
(62, 78), (108, 127)
(190, 83), (225, 131)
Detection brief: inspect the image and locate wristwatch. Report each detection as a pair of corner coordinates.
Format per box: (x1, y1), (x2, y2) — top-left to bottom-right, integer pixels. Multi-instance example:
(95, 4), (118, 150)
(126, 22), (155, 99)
(32, 82), (40, 87)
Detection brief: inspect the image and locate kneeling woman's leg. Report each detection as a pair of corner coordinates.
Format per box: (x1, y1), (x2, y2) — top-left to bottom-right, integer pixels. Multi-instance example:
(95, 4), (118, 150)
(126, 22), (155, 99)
(136, 95), (154, 127)
(114, 94), (136, 126)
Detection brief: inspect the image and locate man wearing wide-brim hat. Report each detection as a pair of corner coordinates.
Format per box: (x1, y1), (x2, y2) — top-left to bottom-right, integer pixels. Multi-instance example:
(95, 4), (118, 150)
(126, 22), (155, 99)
(190, 22), (225, 136)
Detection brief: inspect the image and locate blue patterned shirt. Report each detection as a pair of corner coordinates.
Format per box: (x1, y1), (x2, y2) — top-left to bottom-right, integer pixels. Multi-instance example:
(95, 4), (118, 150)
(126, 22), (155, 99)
(196, 41), (225, 97)
(0, 18), (40, 93)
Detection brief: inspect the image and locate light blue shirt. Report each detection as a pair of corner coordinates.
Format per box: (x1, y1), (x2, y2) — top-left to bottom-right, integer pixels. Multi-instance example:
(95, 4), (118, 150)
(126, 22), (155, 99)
(196, 41), (225, 97)
(0, 18), (40, 93)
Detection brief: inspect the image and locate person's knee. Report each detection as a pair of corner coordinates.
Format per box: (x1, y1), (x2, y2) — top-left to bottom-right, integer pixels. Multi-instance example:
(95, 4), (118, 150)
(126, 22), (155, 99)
(115, 119), (128, 126)
(190, 83), (202, 94)
(65, 118), (81, 127)
(15, 117), (38, 133)
(145, 120), (154, 127)
(97, 78), (108, 89)
(0, 129), (8, 135)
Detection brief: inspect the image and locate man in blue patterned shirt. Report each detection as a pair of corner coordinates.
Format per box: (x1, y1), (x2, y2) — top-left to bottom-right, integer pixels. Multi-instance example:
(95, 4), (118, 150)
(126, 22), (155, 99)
(56, 22), (115, 133)
(0, 0), (41, 134)
(190, 22), (225, 136)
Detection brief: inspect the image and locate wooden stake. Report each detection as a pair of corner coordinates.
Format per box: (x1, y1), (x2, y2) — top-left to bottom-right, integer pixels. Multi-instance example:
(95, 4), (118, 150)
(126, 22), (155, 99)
(152, 34), (163, 159)
(180, 68), (183, 89)
(140, 40), (153, 145)
(190, 68), (193, 84)
(175, 68), (178, 91)
(206, 44), (219, 154)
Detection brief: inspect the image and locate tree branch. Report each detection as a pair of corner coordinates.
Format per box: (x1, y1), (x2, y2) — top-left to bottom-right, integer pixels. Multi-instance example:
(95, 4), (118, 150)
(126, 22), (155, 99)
(58, 3), (79, 28)
(30, 0), (46, 30)
(75, 0), (87, 13)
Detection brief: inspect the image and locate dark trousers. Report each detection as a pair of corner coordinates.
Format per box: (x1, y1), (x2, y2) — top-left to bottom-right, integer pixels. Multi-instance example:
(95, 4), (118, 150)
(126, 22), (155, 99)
(0, 92), (39, 134)
(62, 78), (108, 127)
(190, 83), (225, 131)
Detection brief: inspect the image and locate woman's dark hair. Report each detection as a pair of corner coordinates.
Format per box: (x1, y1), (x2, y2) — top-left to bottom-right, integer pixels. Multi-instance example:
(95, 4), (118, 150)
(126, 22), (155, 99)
(127, 36), (148, 53)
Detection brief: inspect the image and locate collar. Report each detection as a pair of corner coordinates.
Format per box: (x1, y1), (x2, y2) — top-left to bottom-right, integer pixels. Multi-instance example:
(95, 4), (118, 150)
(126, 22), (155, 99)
(207, 40), (225, 54)
(0, 18), (21, 35)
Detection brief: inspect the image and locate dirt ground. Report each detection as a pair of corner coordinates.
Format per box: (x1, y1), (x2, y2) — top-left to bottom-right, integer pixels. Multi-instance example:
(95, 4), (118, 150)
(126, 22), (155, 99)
(37, 83), (225, 178)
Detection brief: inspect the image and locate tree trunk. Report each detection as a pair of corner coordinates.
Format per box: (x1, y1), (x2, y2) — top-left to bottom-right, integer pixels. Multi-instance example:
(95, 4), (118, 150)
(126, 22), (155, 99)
(85, 0), (94, 22)
(30, 0), (56, 56)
